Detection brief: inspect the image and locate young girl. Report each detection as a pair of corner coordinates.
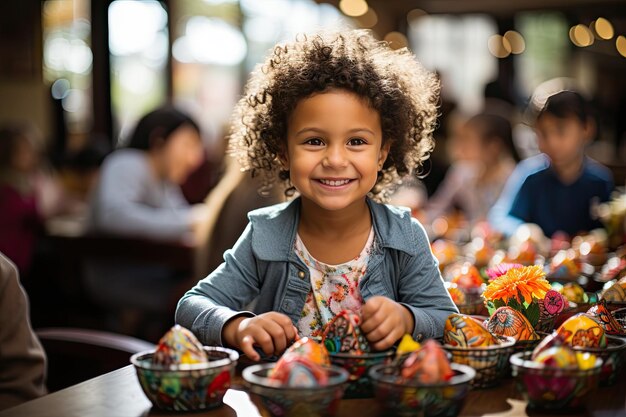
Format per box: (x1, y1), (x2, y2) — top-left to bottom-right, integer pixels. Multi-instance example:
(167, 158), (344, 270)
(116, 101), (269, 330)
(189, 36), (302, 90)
(176, 30), (457, 361)
(424, 113), (519, 226)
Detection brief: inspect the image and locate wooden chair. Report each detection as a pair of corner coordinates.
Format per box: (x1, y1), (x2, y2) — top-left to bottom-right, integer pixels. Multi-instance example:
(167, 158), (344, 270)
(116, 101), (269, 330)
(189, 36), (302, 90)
(36, 327), (155, 392)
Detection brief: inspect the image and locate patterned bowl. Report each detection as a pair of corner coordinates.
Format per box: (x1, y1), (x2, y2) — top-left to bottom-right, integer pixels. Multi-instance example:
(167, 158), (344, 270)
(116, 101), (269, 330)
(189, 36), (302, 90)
(510, 351), (602, 411)
(131, 346), (238, 411)
(443, 336), (515, 388)
(369, 363), (475, 417)
(329, 350), (394, 398)
(243, 363), (349, 417)
(571, 335), (626, 386)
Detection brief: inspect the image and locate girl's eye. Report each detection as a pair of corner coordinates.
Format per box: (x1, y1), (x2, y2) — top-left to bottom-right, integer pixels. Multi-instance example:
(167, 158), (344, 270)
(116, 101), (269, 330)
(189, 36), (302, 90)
(305, 137), (324, 146)
(348, 137), (366, 146)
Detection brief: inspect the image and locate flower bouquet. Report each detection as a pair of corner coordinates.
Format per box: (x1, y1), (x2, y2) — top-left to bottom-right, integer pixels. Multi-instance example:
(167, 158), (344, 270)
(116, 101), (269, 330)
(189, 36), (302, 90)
(483, 265), (566, 333)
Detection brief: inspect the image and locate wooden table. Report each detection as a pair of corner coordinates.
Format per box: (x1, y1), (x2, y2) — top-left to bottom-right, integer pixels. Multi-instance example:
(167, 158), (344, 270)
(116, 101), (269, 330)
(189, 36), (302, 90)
(1, 364), (625, 417)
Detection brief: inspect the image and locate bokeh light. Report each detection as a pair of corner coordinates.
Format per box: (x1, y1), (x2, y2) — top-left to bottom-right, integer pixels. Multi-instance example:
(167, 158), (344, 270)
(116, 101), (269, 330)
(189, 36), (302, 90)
(616, 35), (626, 58)
(339, 0), (368, 17)
(569, 24), (594, 47)
(488, 34), (511, 58)
(504, 30), (525, 54)
(384, 31), (408, 50)
(592, 17), (614, 40)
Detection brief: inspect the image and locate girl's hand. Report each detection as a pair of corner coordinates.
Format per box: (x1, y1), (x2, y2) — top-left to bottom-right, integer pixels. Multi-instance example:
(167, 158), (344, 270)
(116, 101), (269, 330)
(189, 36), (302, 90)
(222, 312), (298, 361)
(360, 296), (415, 351)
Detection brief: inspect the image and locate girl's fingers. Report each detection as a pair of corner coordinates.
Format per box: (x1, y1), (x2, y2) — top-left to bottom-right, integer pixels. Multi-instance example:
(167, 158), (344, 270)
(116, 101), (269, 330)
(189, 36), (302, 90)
(241, 334), (260, 361)
(372, 331), (399, 351)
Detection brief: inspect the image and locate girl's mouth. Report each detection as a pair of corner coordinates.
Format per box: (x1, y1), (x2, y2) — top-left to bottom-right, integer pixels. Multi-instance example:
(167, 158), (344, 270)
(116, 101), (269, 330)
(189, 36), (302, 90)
(317, 178), (353, 186)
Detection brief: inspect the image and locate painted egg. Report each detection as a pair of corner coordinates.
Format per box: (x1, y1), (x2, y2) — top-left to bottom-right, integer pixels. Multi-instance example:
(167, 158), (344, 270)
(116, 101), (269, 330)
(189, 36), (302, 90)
(152, 325), (208, 366)
(587, 300), (626, 336)
(487, 307), (539, 342)
(556, 314), (607, 348)
(531, 331), (565, 361)
(450, 262), (484, 289)
(400, 339), (454, 384)
(533, 345), (578, 368)
(443, 314), (499, 348)
(559, 282), (586, 304)
(541, 290), (566, 316)
(270, 337), (331, 387)
(322, 310), (370, 354)
(601, 278), (626, 302)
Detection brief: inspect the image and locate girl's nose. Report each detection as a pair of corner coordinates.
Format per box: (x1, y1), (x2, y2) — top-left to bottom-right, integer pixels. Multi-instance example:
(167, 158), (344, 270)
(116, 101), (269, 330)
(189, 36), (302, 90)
(322, 144), (348, 168)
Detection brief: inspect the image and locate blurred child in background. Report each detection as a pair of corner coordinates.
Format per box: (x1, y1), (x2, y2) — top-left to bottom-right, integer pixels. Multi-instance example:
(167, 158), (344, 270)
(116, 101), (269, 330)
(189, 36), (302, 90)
(424, 113), (519, 227)
(506, 90), (613, 238)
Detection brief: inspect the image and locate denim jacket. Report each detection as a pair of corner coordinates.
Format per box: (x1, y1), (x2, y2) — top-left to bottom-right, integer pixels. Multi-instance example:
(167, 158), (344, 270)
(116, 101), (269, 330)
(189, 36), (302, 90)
(175, 197), (458, 346)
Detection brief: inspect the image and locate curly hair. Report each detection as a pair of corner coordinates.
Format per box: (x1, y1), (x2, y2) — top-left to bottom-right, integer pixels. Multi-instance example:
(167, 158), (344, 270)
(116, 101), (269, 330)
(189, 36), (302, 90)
(228, 29), (440, 202)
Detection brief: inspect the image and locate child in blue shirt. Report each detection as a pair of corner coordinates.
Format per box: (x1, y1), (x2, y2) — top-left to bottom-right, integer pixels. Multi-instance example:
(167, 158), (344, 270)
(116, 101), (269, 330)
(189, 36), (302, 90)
(176, 30), (457, 361)
(508, 91), (613, 238)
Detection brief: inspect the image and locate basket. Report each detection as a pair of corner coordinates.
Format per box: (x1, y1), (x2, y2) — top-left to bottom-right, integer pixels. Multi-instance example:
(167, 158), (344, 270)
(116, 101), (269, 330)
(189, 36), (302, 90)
(443, 336), (515, 388)
(571, 335), (626, 386)
(510, 351), (602, 411)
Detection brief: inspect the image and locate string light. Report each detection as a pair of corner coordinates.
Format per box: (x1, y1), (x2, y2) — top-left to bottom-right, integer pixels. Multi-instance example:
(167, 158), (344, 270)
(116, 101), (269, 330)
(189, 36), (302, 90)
(591, 17), (614, 40)
(569, 24), (594, 47)
(384, 31), (408, 50)
(503, 30), (525, 54)
(617, 35), (626, 58)
(488, 34), (511, 58)
(356, 7), (377, 28)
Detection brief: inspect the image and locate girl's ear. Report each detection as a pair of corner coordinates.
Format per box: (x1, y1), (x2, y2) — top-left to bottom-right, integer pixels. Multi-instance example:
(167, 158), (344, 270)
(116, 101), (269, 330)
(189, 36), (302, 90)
(378, 142), (391, 170)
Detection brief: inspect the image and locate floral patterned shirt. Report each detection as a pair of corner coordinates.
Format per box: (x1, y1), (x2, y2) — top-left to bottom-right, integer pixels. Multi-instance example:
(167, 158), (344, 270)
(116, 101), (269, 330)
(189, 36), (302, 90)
(295, 228), (375, 337)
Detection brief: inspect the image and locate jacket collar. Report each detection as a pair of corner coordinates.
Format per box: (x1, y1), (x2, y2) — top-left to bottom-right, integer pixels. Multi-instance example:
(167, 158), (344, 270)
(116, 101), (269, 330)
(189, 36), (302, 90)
(249, 197), (420, 262)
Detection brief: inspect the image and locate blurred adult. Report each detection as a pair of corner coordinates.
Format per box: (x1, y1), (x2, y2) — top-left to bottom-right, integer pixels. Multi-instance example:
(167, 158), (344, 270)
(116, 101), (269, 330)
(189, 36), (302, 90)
(86, 106), (209, 338)
(0, 124), (46, 276)
(0, 251), (47, 410)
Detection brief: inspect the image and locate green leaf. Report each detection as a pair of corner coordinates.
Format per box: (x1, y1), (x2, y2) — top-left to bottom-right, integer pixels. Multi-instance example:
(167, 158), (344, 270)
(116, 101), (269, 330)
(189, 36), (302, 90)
(525, 301), (540, 327)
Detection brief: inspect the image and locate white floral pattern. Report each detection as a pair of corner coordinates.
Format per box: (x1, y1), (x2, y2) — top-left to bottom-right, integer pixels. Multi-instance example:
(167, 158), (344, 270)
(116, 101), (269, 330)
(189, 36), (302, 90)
(295, 229), (374, 337)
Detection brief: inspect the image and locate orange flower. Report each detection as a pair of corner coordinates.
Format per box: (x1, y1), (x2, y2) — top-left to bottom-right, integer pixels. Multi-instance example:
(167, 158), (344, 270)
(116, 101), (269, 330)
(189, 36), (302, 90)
(483, 265), (550, 305)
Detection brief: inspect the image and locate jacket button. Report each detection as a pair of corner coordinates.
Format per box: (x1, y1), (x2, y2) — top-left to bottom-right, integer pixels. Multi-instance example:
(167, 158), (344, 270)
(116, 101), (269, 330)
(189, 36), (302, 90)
(283, 299), (295, 313)
(298, 271), (306, 279)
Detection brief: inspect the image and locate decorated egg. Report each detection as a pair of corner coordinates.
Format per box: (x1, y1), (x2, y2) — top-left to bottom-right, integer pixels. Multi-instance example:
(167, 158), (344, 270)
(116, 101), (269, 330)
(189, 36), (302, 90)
(486, 307), (539, 342)
(443, 314), (499, 348)
(586, 300), (626, 336)
(270, 337), (331, 387)
(400, 339), (454, 384)
(540, 290), (566, 317)
(531, 331), (566, 361)
(450, 262), (484, 289)
(322, 310), (371, 354)
(534, 345), (578, 368)
(559, 282), (586, 304)
(601, 278), (626, 302)
(556, 314), (607, 348)
(152, 325), (208, 366)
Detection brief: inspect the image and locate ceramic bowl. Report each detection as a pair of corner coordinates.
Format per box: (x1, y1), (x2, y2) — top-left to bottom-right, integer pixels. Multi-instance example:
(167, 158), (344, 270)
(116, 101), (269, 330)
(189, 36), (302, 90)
(131, 346), (238, 411)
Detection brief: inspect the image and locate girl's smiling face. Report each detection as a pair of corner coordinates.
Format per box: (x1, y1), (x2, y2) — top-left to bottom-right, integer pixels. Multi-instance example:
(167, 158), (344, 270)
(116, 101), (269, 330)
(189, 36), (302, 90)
(284, 89), (389, 213)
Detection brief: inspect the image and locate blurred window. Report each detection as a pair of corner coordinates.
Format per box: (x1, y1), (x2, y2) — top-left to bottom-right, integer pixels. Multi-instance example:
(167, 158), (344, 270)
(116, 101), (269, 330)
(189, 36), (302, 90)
(108, 0), (169, 146)
(43, 0), (93, 135)
(409, 14), (498, 113)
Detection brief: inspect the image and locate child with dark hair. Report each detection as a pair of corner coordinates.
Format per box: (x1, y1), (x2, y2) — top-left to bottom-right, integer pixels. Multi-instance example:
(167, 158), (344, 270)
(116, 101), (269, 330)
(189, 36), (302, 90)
(508, 90), (613, 237)
(89, 106), (207, 241)
(86, 106), (209, 335)
(176, 30), (457, 361)
(424, 113), (519, 226)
